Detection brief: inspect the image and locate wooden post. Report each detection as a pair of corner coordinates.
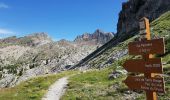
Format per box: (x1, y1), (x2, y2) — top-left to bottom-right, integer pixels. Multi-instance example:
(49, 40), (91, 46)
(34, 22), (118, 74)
(124, 17), (165, 100)
(140, 17), (157, 100)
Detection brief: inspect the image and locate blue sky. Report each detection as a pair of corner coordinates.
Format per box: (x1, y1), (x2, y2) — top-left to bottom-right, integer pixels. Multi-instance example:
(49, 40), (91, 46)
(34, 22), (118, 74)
(0, 0), (127, 41)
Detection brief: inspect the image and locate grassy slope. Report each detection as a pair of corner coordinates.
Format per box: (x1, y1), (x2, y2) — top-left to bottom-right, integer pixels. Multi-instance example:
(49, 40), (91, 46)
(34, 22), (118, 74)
(62, 11), (170, 100)
(61, 68), (140, 100)
(151, 11), (170, 38)
(0, 71), (76, 100)
(87, 34), (136, 69)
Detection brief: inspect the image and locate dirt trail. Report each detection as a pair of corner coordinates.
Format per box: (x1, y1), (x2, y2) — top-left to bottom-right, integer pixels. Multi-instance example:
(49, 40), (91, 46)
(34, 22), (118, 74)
(42, 77), (68, 100)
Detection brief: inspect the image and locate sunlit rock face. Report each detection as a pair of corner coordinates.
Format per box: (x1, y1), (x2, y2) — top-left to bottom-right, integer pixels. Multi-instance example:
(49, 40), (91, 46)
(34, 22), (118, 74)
(74, 29), (114, 46)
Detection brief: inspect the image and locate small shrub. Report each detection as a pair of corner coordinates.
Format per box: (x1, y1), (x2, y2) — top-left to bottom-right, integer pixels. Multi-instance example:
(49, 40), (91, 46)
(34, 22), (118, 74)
(18, 69), (23, 76)
(0, 73), (2, 79)
(0, 66), (3, 71)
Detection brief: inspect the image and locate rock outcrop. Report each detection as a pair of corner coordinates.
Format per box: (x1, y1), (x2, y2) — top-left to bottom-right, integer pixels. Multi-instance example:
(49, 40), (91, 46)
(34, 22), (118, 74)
(74, 29), (114, 45)
(117, 0), (170, 35)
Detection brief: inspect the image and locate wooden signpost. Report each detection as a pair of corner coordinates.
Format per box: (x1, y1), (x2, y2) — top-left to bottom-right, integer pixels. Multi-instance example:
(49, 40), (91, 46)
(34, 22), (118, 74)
(123, 58), (163, 73)
(124, 76), (165, 93)
(123, 17), (165, 100)
(128, 38), (165, 55)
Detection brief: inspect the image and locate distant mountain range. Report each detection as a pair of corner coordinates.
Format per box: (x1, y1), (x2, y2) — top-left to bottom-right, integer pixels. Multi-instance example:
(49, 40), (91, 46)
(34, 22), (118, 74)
(0, 29), (114, 47)
(0, 29), (113, 87)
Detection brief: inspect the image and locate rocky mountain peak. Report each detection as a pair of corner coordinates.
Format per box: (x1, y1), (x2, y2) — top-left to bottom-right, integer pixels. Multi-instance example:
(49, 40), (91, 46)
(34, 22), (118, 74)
(74, 29), (114, 45)
(94, 29), (104, 34)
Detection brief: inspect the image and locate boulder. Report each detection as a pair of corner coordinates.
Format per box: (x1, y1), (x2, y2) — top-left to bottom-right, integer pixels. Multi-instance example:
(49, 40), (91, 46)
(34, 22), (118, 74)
(0, 74), (15, 88)
(108, 70), (127, 80)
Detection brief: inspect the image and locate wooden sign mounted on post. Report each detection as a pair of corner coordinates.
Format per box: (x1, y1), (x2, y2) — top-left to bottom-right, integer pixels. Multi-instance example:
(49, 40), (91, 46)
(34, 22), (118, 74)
(128, 38), (165, 55)
(123, 58), (163, 73)
(124, 76), (165, 93)
(123, 17), (165, 100)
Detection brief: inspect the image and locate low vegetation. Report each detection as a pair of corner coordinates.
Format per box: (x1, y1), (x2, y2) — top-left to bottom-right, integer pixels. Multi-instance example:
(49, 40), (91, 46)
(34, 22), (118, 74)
(0, 71), (77, 100)
(151, 11), (170, 38)
(61, 68), (130, 100)
(61, 64), (170, 100)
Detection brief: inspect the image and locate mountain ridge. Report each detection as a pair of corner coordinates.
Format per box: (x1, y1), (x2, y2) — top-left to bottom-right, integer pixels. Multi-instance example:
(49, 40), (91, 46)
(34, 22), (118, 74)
(74, 29), (114, 45)
(0, 29), (113, 87)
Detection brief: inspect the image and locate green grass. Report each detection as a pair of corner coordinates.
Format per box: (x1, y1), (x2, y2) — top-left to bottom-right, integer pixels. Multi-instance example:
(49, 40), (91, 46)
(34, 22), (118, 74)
(0, 71), (77, 100)
(61, 68), (142, 100)
(151, 11), (170, 37)
(159, 76), (170, 100)
(151, 11), (170, 53)
(61, 66), (170, 100)
(162, 53), (170, 64)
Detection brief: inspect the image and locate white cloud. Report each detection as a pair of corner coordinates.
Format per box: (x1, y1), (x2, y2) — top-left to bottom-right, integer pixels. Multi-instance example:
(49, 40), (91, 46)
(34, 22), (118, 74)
(0, 3), (9, 9)
(0, 28), (15, 34)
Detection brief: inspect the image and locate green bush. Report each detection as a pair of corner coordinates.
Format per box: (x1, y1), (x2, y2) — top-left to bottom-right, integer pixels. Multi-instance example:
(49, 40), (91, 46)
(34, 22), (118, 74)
(18, 69), (23, 76)
(0, 67), (3, 71)
(4, 64), (20, 74)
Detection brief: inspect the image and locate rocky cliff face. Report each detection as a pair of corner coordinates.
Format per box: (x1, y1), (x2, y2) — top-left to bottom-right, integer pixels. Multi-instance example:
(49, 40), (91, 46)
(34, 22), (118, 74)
(74, 29), (114, 45)
(117, 0), (170, 35)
